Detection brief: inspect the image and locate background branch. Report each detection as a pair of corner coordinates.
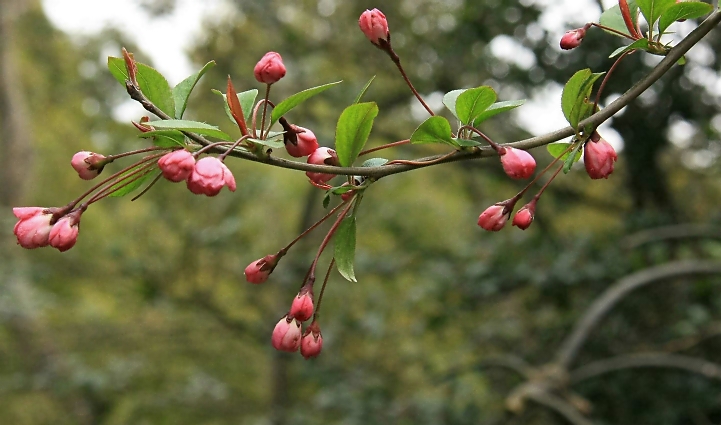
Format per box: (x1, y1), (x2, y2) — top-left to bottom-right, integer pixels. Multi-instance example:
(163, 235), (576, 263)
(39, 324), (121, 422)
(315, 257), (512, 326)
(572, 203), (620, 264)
(570, 353), (721, 384)
(621, 224), (721, 250)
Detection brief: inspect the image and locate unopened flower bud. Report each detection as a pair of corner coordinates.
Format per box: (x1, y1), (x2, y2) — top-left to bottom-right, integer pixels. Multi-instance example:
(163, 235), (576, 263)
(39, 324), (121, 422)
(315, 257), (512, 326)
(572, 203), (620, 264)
(244, 254), (280, 284)
(477, 204), (509, 231)
(254, 52), (286, 85)
(290, 287), (314, 322)
(285, 126), (319, 158)
(300, 322), (323, 359)
(186, 157), (236, 196)
(48, 208), (84, 252)
(500, 147), (536, 179)
(271, 315), (302, 352)
(584, 132), (618, 179)
(512, 199), (537, 230)
(71, 151), (107, 180)
(12, 207), (54, 249)
(560, 27), (587, 50)
(306, 147), (339, 185)
(158, 149), (195, 182)
(359, 8), (390, 46)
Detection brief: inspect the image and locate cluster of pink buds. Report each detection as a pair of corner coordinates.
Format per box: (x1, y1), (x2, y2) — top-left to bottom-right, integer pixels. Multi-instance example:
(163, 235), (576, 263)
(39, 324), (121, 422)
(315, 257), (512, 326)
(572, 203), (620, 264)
(157, 150), (236, 196)
(272, 286), (323, 359)
(13, 205), (85, 252)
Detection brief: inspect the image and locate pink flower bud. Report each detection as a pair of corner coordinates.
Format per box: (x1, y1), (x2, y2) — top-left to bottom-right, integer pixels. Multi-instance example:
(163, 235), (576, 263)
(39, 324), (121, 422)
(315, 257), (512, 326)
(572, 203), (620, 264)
(244, 254), (280, 284)
(48, 208), (83, 252)
(158, 149), (195, 182)
(512, 199), (537, 230)
(300, 322), (323, 359)
(306, 147), (338, 185)
(254, 52), (286, 85)
(478, 200), (515, 232)
(584, 132), (618, 179)
(359, 8), (390, 46)
(12, 207), (54, 249)
(285, 126), (319, 158)
(560, 28), (587, 50)
(271, 315), (302, 352)
(186, 157), (237, 196)
(289, 287), (314, 322)
(500, 147), (536, 180)
(71, 151), (107, 180)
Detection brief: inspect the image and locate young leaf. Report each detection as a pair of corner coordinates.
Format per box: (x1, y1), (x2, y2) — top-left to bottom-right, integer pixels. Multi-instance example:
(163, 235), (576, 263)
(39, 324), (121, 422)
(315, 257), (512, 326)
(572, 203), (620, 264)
(569, 73), (604, 129)
(562, 69), (592, 124)
(334, 216), (357, 282)
(563, 143), (584, 174)
(270, 81), (342, 126)
(211, 89), (257, 126)
(455, 86), (497, 126)
(547, 142), (582, 162)
(335, 102), (379, 167)
(109, 169), (159, 198)
(108, 57), (176, 117)
(658, 1), (713, 35)
(599, 2), (640, 37)
(453, 138), (483, 147)
(410, 116), (456, 146)
(354, 76), (376, 104)
(138, 129), (186, 148)
(443, 89), (466, 121)
(148, 120), (232, 141)
(361, 157), (388, 167)
(172, 61), (216, 119)
(609, 38), (650, 58)
(637, 0), (676, 30)
(473, 100), (526, 125)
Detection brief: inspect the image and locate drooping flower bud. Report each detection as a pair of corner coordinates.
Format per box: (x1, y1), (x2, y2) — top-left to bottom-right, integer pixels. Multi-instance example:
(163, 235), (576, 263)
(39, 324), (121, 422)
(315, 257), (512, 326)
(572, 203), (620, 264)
(300, 321), (323, 359)
(285, 126), (319, 158)
(560, 28), (587, 50)
(158, 149), (195, 182)
(186, 157), (237, 196)
(289, 287), (314, 322)
(12, 207), (54, 249)
(512, 199), (538, 230)
(477, 204), (509, 231)
(500, 147), (536, 179)
(271, 315), (302, 352)
(358, 8), (390, 47)
(254, 52), (286, 85)
(244, 254), (281, 284)
(48, 208), (84, 252)
(306, 147), (339, 185)
(71, 151), (108, 180)
(584, 132), (618, 179)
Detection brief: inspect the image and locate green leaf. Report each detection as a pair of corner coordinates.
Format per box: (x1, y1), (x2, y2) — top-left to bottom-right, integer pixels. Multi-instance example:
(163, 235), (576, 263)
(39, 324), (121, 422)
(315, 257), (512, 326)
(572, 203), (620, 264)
(473, 100), (526, 125)
(361, 157), (388, 167)
(563, 143), (584, 174)
(211, 89), (257, 126)
(410, 116), (456, 146)
(599, 2), (639, 37)
(138, 129), (186, 148)
(569, 73), (604, 129)
(172, 61), (215, 119)
(108, 168), (159, 198)
(547, 142), (582, 162)
(443, 89), (466, 121)
(334, 216), (357, 282)
(107, 57), (128, 85)
(334, 102), (379, 167)
(453, 138), (483, 147)
(147, 120), (232, 141)
(609, 38), (650, 58)
(637, 0), (675, 28)
(659, 1), (713, 35)
(270, 81), (342, 126)
(456, 86), (497, 126)
(247, 138), (285, 149)
(354, 76), (376, 104)
(562, 69), (592, 124)
(107, 57), (176, 117)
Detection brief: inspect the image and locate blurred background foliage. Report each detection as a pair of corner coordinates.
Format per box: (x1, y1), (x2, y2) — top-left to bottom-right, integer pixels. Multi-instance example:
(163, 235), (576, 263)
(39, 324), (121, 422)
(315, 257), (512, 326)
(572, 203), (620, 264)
(1, 0), (721, 424)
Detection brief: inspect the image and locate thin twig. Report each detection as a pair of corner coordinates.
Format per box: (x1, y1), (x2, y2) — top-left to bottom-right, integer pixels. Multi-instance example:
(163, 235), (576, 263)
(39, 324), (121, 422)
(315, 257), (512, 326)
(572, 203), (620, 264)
(570, 353), (721, 384)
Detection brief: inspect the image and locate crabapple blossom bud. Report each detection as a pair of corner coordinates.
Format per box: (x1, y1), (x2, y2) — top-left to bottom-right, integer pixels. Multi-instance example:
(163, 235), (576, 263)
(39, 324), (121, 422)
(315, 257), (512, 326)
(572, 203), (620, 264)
(512, 199), (537, 230)
(584, 132), (618, 179)
(48, 208), (83, 252)
(285, 126), (319, 158)
(272, 315), (302, 352)
(306, 147), (339, 185)
(186, 157), (237, 196)
(244, 254), (281, 284)
(12, 207), (54, 249)
(477, 204), (509, 231)
(500, 147), (536, 179)
(300, 322), (323, 359)
(290, 287), (314, 322)
(254, 52), (286, 85)
(158, 149), (195, 182)
(358, 8), (390, 46)
(71, 151), (107, 180)
(560, 28), (587, 50)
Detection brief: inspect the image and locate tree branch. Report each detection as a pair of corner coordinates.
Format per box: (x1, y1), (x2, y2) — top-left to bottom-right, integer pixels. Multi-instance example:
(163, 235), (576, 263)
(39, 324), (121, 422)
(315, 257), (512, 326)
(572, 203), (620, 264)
(555, 261), (721, 369)
(570, 353), (721, 384)
(507, 383), (595, 425)
(126, 10), (721, 180)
